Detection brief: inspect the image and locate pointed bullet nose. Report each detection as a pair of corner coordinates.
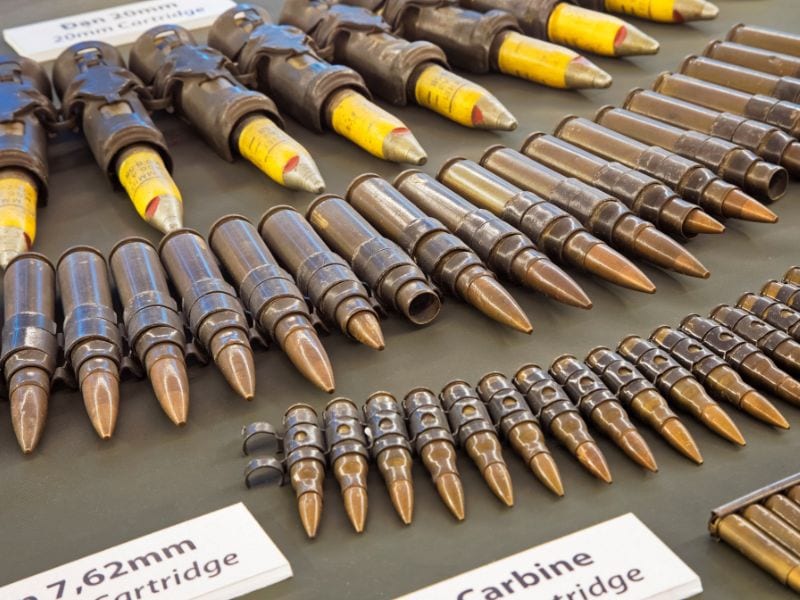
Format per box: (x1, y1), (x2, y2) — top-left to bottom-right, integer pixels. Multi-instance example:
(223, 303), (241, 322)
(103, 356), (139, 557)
(620, 430), (658, 472)
(347, 311), (385, 350)
(701, 404), (746, 446)
(283, 156), (326, 194)
(575, 442), (613, 483)
(82, 370), (120, 440)
(615, 25), (660, 56)
(484, 462), (515, 506)
(526, 260), (592, 309)
(741, 390), (790, 429)
(633, 226), (709, 278)
(699, 1), (719, 18)
(149, 194), (183, 234)
(530, 453), (565, 496)
(473, 95), (518, 131)
(583, 243), (656, 293)
(661, 418), (703, 464)
(466, 275), (532, 333)
(149, 356), (190, 425)
(343, 486), (368, 533)
(298, 492), (323, 539)
(215, 343), (256, 400)
(436, 473), (466, 520)
(383, 130), (428, 165)
(565, 56), (613, 89)
(684, 209), (725, 235)
(283, 328), (335, 393)
(389, 479), (415, 525)
(10, 383), (48, 454)
(726, 190), (778, 223)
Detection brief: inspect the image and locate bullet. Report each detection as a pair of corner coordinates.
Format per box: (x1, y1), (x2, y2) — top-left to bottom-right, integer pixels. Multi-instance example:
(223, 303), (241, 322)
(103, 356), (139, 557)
(654, 72), (800, 140)
(549, 355), (657, 471)
(109, 238), (189, 424)
(403, 388), (465, 519)
(394, 169), (590, 308)
(706, 41), (800, 80)
(437, 157), (653, 292)
(595, 106), (788, 203)
(441, 380), (514, 506)
(587, 347), (702, 463)
(513, 363), (612, 483)
(787, 268), (800, 286)
(726, 23), (800, 59)
(363, 392), (415, 524)
(258, 206), (384, 349)
(209, 215), (334, 391)
(711, 304), (800, 376)
(323, 398), (369, 533)
(556, 115), (778, 224)
(521, 133), (723, 239)
(0, 56), (53, 267)
(57, 248), (123, 439)
(683, 53), (800, 105)
(762, 280), (800, 313)
(159, 229), (255, 399)
(622, 89), (800, 178)
(738, 293), (800, 339)
(580, 0), (718, 22)
(280, 2), (519, 125)
(53, 42), (182, 233)
(651, 326), (789, 429)
(1, 254), (57, 453)
(480, 145), (710, 278)
(618, 335), (745, 445)
(743, 504), (800, 557)
(212, 4), (419, 167)
(476, 372), (563, 496)
(306, 194), (441, 325)
(346, 174), (531, 333)
(765, 495), (800, 531)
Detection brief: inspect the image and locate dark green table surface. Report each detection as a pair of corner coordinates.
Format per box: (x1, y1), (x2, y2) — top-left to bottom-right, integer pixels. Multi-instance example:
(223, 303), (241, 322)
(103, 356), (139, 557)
(1, 0), (798, 597)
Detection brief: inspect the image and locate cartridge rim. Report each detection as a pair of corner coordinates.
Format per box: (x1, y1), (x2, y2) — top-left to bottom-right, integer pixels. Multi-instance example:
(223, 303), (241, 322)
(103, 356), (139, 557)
(725, 23), (746, 42)
(392, 168), (424, 188)
(157, 228), (203, 256)
(513, 363), (542, 378)
(585, 345), (613, 361)
(622, 87), (645, 106)
(593, 105), (616, 121)
(551, 353), (578, 366)
(108, 236), (157, 263)
(325, 396), (359, 411)
(285, 402), (318, 416)
(617, 334), (641, 348)
(435, 156), (469, 180)
(207, 213), (252, 242)
(5, 251), (55, 273)
(56, 245), (106, 271)
(650, 71), (672, 91)
(701, 40), (721, 56)
(305, 194), (344, 219)
(677, 54), (701, 73)
(365, 390), (398, 405)
(343, 173), (383, 205)
(476, 371), (507, 387)
(257, 205), (300, 232)
(479, 144), (507, 166)
(519, 131), (546, 154)
(552, 114), (580, 136)
(440, 379), (472, 394)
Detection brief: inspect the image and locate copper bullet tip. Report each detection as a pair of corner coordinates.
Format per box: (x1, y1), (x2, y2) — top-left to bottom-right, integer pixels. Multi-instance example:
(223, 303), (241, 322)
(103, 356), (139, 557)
(700, 404), (746, 446)
(583, 243), (656, 293)
(215, 343), (256, 400)
(10, 383), (48, 454)
(575, 441), (613, 483)
(466, 275), (532, 333)
(298, 491), (323, 539)
(283, 328), (335, 393)
(347, 311), (385, 351)
(741, 390), (790, 429)
(725, 189), (779, 223)
(684, 209), (725, 235)
(388, 479), (415, 525)
(619, 430), (658, 472)
(529, 453), (565, 497)
(435, 473), (466, 520)
(81, 370), (120, 440)
(149, 356), (190, 425)
(660, 418), (703, 464)
(343, 486), (368, 533)
(633, 226), (709, 278)
(484, 462), (515, 507)
(527, 260), (592, 309)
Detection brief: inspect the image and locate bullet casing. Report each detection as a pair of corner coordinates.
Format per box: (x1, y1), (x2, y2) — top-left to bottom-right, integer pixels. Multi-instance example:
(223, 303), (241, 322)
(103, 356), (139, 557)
(323, 399), (370, 494)
(459, 0), (570, 41)
(717, 36), (800, 76)
(440, 380), (503, 450)
(787, 267), (800, 286)
(727, 23), (800, 58)
(586, 347), (665, 415)
(762, 280), (800, 314)
(364, 391), (413, 459)
(738, 293), (800, 339)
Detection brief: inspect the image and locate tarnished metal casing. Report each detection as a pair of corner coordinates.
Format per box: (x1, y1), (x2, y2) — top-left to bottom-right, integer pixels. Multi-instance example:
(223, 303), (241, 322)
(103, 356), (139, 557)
(403, 387), (455, 453)
(617, 335), (696, 396)
(459, 0), (573, 41)
(363, 391), (413, 458)
(706, 40), (800, 80)
(762, 280), (800, 312)
(787, 268), (800, 286)
(53, 41), (171, 184)
(586, 347), (656, 409)
(513, 363), (579, 430)
(323, 397), (369, 463)
(475, 371), (539, 438)
(738, 293), (800, 338)
(681, 314), (771, 373)
(128, 24), (282, 161)
(209, 4), (368, 131)
(650, 326), (728, 383)
(549, 355), (618, 419)
(0, 55), (55, 202)
(439, 379), (497, 447)
(726, 23), (800, 59)
(283, 403), (327, 472)
(711, 305), (798, 358)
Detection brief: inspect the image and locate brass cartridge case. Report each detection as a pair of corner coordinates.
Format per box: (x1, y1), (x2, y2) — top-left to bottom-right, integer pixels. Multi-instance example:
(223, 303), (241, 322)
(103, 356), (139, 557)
(743, 504), (800, 556)
(738, 293), (800, 339)
(765, 494), (800, 531)
(762, 280), (800, 313)
(708, 40), (800, 79)
(785, 267), (800, 286)
(726, 23), (800, 60)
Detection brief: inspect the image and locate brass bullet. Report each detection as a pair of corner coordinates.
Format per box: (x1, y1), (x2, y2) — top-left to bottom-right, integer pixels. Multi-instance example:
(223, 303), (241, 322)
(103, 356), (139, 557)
(651, 326), (789, 429)
(346, 174), (531, 333)
(739, 292), (800, 340)
(363, 392), (415, 524)
(324, 398), (370, 533)
(283, 405), (327, 538)
(763, 280), (800, 313)
(10, 379), (49, 454)
(514, 363), (612, 483)
(765, 494), (800, 531)
(587, 347), (703, 464)
(743, 504), (800, 556)
(726, 23), (800, 60)
(550, 355), (658, 472)
(476, 372), (563, 496)
(403, 388), (465, 519)
(441, 381), (514, 506)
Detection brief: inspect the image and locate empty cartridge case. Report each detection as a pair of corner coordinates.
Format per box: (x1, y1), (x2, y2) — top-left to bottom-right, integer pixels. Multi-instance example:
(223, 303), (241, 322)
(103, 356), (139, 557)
(622, 89), (800, 177)
(258, 205), (384, 350)
(555, 115), (777, 223)
(393, 169), (590, 308)
(480, 145), (709, 278)
(437, 157), (654, 292)
(306, 194), (440, 325)
(654, 72), (800, 139)
(346, 174), (531, 333)
(513, 363), (611, 483)
(738, 293), (800, 339)
(618, 335), (744, 445)
(476, 372), (563, 496)
(706, 41), (800, 80)
(53, 42), (181, 233)
(109, 238), (189, 425)
(587, 347), (702, 463)
(595, 106), (787, 202)
(521, 132), (722, 239)
(1, 254), (57, 453)
(651, 326), (788, 428)
(363, 392), (414, 524)
(711, 305), (800, 375)
(762, 280), (800, 313)
(550, 355), (657, 471)
(159, 229), (255, 399)
(726, 24), (800, 59)
(323, 398), (369, 533)
(403, 387), (465, 519)
(440, 380), (514, 506)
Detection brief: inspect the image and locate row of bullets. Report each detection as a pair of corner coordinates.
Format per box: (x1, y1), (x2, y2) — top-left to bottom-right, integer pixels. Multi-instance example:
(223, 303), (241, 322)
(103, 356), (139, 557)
(710, 473), (800, 593)
(0, 0), (723, 266)
(241, 266), (800, 538)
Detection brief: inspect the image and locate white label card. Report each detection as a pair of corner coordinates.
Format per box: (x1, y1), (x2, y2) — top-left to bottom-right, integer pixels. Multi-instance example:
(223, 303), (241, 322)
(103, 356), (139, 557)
(400, 513), (702, 600)
(3, 0), (236, 62)
(1, 503), (292, 600)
